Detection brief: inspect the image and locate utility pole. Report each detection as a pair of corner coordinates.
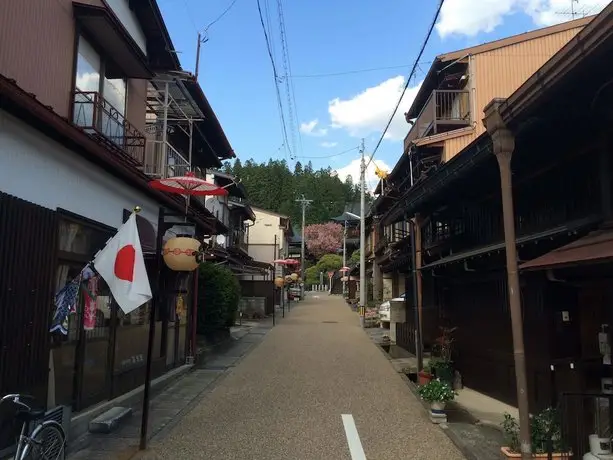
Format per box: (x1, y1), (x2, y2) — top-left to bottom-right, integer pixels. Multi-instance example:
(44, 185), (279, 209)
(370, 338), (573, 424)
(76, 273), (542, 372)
(342, 220), (347, 296)
(296, 195), (312, 298)
(359, 139), (366, 328)
(194, 32), (209, 81)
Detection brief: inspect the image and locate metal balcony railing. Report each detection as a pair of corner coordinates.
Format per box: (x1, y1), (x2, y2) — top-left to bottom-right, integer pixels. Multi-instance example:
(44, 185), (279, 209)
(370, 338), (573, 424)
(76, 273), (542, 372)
(404, 90), (470, 151)
(143, 140), (191, 178)
(73, 90), (146, 164)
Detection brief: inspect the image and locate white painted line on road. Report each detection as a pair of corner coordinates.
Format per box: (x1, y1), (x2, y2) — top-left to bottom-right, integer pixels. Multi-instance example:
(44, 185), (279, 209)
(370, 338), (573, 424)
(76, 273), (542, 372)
(342, 414), (367, 460)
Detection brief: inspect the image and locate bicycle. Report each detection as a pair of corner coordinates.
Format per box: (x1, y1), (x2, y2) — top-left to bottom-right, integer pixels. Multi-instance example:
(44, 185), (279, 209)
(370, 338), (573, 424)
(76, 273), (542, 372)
(1, 394), (65, 460)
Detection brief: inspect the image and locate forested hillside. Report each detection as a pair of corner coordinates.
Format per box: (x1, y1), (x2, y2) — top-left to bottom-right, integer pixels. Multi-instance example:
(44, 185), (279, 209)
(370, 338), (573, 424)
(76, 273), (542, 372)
(222, 158), (371, 225)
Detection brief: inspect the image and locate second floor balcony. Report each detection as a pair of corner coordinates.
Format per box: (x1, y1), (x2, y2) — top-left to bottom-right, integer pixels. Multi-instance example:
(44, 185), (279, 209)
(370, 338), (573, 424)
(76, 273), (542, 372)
(73, 90), (146, 165)
(404, 90), (471, 151)
(230, 227), (248, 252)
(143, 139), (190, 178)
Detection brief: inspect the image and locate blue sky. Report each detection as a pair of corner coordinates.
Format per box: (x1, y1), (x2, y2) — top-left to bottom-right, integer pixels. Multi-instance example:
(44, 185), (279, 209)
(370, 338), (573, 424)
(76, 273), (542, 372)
(158, 0), (605, 187)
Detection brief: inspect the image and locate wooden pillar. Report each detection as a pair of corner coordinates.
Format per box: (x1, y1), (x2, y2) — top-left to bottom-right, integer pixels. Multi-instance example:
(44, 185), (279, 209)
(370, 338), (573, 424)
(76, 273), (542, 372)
(373, 217), (383, 302)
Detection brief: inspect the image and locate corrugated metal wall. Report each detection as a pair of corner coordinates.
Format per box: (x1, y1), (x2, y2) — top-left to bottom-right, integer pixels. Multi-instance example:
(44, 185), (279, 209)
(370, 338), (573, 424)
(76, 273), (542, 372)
(443, 25), (585, 160)
(0, 193), (58, 402)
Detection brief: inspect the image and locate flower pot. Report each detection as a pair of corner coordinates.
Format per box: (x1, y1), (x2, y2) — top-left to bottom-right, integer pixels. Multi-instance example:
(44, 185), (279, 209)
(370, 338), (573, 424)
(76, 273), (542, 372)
(430, 401), (446, 413)
(500, 447), (572, 458)
(381, 344), (390, 352)
(417, 371), (433, 386)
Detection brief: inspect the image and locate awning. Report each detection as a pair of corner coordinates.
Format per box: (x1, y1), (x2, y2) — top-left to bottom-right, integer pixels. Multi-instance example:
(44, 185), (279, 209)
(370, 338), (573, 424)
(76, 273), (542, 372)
(73, 2), (152, 79)
(136, 214), (157, 254)
(520, 225), (613, 271)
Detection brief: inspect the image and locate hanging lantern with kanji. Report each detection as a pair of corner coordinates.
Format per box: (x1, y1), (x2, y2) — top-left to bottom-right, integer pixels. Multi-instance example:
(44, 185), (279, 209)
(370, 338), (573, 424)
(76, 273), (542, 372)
(163, 237), (201, 272)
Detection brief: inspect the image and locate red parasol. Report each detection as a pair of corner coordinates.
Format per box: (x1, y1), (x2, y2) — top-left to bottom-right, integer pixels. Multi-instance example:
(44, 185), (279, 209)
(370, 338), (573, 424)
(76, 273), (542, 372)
(339, 266), (350, 272)
(273, 259), (291, 265)
(284, 259), (299, 266)
(149, 171), (228, 196)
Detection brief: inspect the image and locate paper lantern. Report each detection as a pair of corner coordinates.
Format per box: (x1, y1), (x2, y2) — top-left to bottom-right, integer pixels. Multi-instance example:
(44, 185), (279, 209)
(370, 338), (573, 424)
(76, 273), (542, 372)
(290, 273), (299, 282)
(284, 275), (293, 284)
(274, 277), (285, 288)
(163, 237), (200, 271)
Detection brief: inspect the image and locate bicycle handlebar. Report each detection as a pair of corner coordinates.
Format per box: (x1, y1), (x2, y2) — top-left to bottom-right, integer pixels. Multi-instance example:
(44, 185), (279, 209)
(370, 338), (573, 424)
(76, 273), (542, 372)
(1, 394), (35, 411)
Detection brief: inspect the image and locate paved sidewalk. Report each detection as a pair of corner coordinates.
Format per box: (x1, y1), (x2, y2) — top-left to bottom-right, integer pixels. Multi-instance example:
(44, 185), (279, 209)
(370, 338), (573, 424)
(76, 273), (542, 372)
(147, 295), (464, 460)
(68, 319), (273, 460)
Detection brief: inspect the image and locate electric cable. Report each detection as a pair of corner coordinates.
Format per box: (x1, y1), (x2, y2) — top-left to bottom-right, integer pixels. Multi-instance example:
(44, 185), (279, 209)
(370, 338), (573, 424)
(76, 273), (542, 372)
(366, 0), (446, 168)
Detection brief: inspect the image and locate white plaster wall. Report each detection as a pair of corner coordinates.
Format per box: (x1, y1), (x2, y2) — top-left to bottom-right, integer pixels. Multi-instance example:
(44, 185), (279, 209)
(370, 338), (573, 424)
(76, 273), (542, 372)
(249, 208), (287, 253)
(204, 173), (230, 229)
(0, 110), (160, 229)
(106, 0), (148, 54)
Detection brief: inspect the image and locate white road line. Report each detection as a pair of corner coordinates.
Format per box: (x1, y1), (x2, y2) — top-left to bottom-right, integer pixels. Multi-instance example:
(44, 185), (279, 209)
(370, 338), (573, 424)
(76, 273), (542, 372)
(341, 414), (367, 460)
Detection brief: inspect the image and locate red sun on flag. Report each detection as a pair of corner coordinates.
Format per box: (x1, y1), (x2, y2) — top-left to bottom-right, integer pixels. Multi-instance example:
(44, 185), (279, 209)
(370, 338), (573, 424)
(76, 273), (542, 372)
(114, 245), (136, 282)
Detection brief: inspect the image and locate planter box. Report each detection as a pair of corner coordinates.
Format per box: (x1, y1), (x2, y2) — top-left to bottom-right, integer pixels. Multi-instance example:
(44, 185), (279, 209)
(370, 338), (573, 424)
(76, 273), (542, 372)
(500, 447), (572, 458)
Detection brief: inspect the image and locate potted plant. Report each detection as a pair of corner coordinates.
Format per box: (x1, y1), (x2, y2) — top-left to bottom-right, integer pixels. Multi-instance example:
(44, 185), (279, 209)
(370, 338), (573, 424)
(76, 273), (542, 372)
(417, 362), (433, 386)
(417, 378), (456, 412)
(431, 327), (457, 385)
(500, 408), (572, 458)
(381, 335), (391, 352)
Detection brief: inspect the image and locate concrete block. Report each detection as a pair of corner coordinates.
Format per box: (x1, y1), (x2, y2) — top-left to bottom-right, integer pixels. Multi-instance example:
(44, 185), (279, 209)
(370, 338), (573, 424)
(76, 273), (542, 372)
(430, 411), (448, 424)
(88, 406), (133, 434)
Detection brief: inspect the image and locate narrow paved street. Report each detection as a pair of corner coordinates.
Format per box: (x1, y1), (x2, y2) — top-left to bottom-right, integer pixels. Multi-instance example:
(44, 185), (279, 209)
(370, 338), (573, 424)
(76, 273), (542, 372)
(151, 295), (464, 460)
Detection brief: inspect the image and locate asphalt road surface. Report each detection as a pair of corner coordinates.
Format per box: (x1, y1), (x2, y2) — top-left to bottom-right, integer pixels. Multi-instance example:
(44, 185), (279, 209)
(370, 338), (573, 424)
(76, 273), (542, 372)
(152, 294), (464, 460)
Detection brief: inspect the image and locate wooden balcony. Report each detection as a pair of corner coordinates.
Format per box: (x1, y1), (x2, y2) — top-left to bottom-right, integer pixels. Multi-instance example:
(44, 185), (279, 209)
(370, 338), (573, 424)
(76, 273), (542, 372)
(404, 90), (471, 151)
(73, 90), (146, 165)
(230, 227), (248, 252)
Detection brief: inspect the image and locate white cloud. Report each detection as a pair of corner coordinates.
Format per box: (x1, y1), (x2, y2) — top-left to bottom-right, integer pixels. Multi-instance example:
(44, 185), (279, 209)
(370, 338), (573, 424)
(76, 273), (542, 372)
(328, 76), (422, 141)
(320, 141), (338, 148)
(436, 0), (607, 38)
(299, 119), (328, 137)
(334, 156), (391, 193)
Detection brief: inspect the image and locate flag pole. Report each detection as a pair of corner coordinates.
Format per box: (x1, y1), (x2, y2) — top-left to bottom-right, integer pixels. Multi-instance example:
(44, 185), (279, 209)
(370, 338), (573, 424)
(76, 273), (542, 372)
(139, 206), (164, 450)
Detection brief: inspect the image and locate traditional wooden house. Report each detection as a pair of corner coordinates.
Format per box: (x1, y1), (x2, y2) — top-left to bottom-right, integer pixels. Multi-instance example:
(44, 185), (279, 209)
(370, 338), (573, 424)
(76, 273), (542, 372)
(370, 16), (596, 352)
(0, 0), (235, 451)
(381, 4), (613, 455)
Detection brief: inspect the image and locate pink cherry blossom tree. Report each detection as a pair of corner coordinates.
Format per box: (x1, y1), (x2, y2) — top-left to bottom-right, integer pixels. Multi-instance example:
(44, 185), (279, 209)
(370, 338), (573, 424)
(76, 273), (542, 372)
(304, 222), (343, 259)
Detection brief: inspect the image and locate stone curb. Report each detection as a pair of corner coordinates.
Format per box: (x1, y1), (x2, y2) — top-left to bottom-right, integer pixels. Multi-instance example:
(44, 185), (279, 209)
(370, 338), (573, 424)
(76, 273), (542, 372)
(370, 340), (485, 460)
(148, 324), (274, 450)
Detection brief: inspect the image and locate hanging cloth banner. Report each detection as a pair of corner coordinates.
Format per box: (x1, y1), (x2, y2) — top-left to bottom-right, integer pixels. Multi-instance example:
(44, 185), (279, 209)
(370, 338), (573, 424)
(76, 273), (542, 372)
(82, 275), (99, 330)
(49, 265), (95, 335)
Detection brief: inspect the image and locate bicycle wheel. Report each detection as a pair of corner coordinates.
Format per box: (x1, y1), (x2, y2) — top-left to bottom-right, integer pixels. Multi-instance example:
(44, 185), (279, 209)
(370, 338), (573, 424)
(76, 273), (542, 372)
(22, 421), (65, 460)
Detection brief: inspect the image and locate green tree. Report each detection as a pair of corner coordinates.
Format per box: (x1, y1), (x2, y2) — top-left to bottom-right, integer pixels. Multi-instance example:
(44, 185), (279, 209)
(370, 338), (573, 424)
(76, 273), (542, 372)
(350, 249), (360, 265)
(316, 254), (343, 272)
(304, 266), (320, 285)
(196, 262), (241, 332)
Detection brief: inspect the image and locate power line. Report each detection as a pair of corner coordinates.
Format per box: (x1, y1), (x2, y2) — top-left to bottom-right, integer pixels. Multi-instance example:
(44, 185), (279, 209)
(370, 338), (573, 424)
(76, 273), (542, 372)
(366, 0), (446, 168)
(276, 0), (300, 160)
(294, 146), (358, 160)
(202, 0), (240, 32)
(256, 0), (293, 160)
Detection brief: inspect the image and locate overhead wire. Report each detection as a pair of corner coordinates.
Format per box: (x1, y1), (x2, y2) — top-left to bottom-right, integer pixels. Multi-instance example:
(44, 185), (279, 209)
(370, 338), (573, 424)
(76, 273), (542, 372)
(275, 0), (301, 160)
(294, 146), (359, 160)
(365, 0), (446, 169)
(256, 0), (293, 161)
(202, 0), (240, 32)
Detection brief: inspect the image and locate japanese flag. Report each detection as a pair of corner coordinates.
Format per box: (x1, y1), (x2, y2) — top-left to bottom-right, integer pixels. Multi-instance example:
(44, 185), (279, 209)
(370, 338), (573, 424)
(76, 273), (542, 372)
(93, 212), (152, 314)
